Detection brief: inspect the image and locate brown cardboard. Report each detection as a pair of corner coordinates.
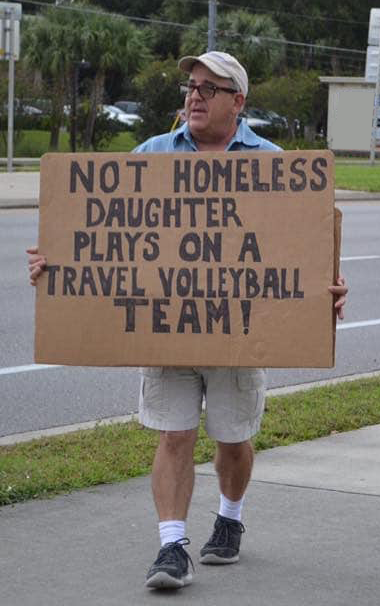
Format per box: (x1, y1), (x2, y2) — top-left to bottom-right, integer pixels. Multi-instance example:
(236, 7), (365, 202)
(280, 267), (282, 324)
(35, 150), (337, 367)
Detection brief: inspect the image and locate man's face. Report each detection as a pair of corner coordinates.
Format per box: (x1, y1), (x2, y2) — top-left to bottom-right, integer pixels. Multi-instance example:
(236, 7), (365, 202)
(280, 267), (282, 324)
(184, 63), (245, 143)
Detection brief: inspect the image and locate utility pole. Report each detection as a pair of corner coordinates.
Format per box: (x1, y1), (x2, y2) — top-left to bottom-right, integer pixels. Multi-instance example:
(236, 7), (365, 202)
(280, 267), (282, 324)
(208, 0), (217, 52)
(0, 3), (22, 173)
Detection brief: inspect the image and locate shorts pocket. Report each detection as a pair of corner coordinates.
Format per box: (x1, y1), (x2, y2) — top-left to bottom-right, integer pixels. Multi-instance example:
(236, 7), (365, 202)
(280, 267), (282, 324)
(235, 369), (262, 422)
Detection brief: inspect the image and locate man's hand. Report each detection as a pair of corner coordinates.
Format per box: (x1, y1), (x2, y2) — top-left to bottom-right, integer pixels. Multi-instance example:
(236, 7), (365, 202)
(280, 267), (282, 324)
(328, 276), (348, 320)
(26, 247), (47, 286)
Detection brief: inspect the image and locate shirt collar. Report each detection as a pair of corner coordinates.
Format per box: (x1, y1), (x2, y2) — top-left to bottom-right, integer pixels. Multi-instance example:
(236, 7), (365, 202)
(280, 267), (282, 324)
(173, 122), (198, 150)
(173, 118), (262, 150)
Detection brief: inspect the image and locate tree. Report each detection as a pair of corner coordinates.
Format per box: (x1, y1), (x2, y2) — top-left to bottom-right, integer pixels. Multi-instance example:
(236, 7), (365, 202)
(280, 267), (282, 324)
(218, 0), (369, 75)
(80, 11), (150, 149)
(134, 57), (183, 141)
(180, 10), (285, 84)
(22, 4), (150, 151)
(250, 70), (327, 138)
(22, 9), (85, 150)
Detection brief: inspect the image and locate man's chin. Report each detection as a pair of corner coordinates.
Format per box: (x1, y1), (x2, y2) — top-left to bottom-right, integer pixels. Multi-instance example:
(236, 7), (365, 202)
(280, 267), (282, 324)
(188, 116), (208, 134)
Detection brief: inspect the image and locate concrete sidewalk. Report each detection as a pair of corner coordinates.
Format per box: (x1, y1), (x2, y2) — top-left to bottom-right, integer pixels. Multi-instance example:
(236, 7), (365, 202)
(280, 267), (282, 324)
(1, 425), (380, 605)
(1, 171), (380, 208)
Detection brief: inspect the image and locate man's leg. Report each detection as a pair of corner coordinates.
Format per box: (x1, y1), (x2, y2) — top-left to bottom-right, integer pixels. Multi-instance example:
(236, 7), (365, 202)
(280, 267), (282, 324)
(215, 439), (254, 502)
(139, 367), (200, 587)
(199, 440), (253, 564)
(145, 429), (198, 589)
(199, 367), (266, 565)
(152, 428), (198, 521)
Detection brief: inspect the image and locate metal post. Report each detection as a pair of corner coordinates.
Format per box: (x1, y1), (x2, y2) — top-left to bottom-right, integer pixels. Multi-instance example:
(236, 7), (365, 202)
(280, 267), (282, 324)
(70, 63), (78, 152)
(370, 42), (380, 164)
(208, 0), (217, 52)
(7, 8), (14, 172)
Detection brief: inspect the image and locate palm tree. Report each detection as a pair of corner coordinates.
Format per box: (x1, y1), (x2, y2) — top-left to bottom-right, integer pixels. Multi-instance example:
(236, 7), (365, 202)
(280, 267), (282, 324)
(22, 9), (85, 150)
(80, 12), (150, 149)
(180, 10), (285, 84)
(22, 5), (150, 151)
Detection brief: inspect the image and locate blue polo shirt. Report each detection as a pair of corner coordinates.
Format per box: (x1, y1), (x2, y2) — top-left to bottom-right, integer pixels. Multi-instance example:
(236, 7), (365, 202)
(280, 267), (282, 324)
(133, 119), (281, 153)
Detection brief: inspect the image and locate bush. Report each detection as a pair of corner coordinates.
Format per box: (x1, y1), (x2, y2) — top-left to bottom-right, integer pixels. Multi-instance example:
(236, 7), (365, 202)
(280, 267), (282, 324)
(250, 70), (327, 140)
(76, 107), (124, 151)
(273, 137), (328, 150)
(134, 57), (183, 141)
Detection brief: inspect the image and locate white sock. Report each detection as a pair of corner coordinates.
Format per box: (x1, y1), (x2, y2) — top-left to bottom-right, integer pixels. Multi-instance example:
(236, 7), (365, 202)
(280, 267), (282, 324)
(159, 520), (186, 547)
(219, 493), (245, 522)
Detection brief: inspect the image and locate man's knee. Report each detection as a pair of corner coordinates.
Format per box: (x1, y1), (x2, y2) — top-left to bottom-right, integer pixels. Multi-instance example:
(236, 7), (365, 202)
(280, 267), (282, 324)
(159, 429), (198, 454)
(216, 439), (254, 462)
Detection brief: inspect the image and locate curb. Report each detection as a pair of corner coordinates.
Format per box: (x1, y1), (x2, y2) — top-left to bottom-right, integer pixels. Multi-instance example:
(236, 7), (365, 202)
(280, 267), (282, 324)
(1, 369), (379, 446)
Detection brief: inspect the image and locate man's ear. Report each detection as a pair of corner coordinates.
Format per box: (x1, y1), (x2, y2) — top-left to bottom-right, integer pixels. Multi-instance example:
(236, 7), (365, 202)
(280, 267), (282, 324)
(233, 93), (246, 116)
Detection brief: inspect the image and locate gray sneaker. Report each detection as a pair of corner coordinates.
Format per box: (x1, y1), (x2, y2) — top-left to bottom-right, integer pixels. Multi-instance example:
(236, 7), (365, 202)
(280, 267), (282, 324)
(200, 514), (246, 564)
(145, 538), (194, 589)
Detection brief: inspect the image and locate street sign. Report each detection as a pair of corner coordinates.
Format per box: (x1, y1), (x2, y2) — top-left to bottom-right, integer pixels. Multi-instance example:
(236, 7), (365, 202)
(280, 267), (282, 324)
(0, 2), (22, 20)
(0, 2), (22, 60)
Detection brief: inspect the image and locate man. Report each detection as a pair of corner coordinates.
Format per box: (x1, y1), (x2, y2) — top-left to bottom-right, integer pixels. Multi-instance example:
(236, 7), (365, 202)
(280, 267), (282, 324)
(28, 51), (347, 591)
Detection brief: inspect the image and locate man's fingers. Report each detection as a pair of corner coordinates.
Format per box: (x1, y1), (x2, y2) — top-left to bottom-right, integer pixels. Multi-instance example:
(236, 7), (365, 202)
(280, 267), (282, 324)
(30, 265), (44, 279)
(28, 256), (46, 269)
(335, 296), (346, 320)
(328, 285), (348, 296)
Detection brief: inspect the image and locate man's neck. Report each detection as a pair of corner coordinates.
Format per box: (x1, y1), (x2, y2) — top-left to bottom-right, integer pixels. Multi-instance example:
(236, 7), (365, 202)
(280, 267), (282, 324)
(191, 123), (238, 151)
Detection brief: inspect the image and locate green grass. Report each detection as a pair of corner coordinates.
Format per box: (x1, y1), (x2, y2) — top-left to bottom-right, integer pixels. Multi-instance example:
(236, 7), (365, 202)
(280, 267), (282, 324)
(335, 163), (380, 192)
(0, 129), (137, 157)
(1, 377), (380, 507)
(2, 131), (380, 192)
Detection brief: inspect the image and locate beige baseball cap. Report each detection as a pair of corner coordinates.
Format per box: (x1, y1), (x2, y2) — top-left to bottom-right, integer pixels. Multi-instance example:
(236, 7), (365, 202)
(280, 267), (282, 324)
(178, 51), (248, 97)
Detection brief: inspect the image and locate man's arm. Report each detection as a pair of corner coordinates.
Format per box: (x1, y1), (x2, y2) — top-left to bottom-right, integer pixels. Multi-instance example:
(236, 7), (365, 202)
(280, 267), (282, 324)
(26, 247), (46, 286)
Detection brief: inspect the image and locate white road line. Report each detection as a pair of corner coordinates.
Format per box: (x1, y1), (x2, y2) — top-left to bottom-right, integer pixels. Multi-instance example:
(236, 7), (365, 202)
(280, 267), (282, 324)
(1, 320), (380, 377)
(341, 255), (380, 261)
(0, 364), (62, 376)
(0, 318), (379, 378)
(337, 319), (380, 330)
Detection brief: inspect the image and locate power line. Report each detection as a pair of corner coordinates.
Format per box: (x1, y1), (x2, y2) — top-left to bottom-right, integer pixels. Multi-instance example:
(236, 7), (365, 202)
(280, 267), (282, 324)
(216, 1), (369, 26)
(218, 30), (366, 55)
(16, 0), (200, 30)
(16, 0), (367, 57)
(156, 0), (369, 26)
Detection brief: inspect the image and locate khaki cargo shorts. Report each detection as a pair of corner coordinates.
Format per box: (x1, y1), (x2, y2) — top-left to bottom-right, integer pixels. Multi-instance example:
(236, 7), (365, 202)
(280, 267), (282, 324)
(138, 366), (266, 443)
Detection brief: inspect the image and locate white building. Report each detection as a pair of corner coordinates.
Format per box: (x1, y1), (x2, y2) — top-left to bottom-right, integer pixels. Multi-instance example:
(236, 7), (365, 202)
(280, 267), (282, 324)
(319, 77), (378, 153)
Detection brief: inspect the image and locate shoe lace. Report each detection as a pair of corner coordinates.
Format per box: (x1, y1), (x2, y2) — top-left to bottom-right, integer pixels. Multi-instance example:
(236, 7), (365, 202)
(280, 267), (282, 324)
(208, 513), (245, 547)
(156, 538), (194, 571)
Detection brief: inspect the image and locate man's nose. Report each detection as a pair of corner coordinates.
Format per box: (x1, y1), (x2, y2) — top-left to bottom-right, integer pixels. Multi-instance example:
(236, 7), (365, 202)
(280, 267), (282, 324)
(190, 86), (203, 100)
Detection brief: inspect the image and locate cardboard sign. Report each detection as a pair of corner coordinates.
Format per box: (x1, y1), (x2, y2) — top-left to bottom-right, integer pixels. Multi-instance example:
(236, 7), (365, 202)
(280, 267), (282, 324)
(35, 150), (338, 368)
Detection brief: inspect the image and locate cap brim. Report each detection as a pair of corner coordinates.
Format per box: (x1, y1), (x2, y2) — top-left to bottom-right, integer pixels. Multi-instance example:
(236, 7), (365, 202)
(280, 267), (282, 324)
(178, 56), (200, 73)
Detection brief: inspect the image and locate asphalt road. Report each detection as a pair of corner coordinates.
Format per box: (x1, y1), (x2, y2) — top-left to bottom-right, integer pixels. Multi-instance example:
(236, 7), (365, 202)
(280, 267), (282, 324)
(1, 202), (379, 438)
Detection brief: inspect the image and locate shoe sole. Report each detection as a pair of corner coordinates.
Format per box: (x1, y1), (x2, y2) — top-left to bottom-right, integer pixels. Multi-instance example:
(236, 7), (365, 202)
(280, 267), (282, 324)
(199, 553), (239, 564)
(145, 571), (193, 589)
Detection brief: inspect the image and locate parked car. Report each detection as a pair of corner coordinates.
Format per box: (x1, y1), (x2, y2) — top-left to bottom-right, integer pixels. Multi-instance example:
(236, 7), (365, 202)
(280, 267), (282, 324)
(244, 108), (272, 130)
(102, 104), (142, 127)
(244, 108), (288, 137)
(114, 100), (141, 115)
(1, 100), (43, 116)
